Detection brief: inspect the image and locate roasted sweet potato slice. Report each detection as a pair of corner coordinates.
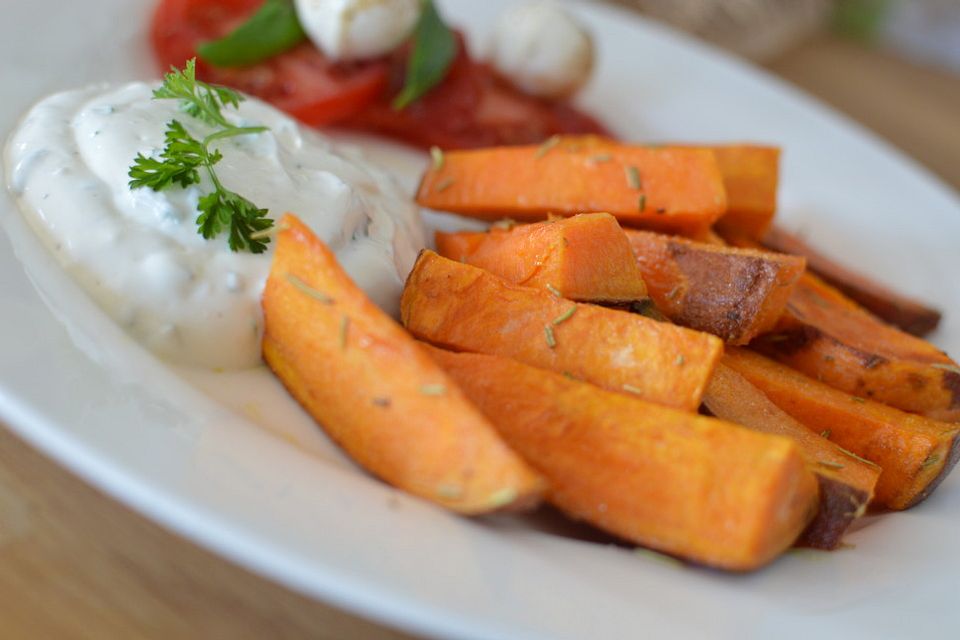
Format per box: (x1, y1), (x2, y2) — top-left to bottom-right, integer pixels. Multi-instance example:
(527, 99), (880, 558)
(704, 364), (880, 549)
(416, 140), (727, 233)
(762, 225), (941, 336)
(517, 138), (779, 240)
(708, 145), (780, 240)
(400, 251), (723, 412)
(427, 346), (819, 571)
(753, 272), (960, 422)
(723, 348), (960, 510)
(435, 213), (648, 304)
(261, 214), (545, 514)
(624, 229), (804, 344)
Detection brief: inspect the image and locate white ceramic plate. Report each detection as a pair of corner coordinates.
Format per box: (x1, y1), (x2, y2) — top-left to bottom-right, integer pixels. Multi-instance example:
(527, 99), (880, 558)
(2, 1), (959, 638)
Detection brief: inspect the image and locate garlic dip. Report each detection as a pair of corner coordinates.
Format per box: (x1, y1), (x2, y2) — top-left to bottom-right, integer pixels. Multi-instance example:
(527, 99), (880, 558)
(4, 82), (424, 369)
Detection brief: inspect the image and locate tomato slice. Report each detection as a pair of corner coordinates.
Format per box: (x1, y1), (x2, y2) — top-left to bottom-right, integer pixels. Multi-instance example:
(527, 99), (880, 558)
(149, 1), (609, 147)
(150, 0), (389, 127)
(344, 36), (610, 150)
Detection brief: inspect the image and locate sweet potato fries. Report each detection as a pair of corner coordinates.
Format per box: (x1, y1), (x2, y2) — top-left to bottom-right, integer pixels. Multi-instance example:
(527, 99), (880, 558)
(260, 135), (958, 572)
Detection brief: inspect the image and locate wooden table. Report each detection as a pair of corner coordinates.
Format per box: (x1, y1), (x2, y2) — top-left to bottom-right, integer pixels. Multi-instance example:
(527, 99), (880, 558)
(1, 33), (958, 640)
(766, 34), (960, 191)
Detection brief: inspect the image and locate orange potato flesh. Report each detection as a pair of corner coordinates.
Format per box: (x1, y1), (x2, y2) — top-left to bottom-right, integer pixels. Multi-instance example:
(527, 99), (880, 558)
(687, 227), (729, 246)
(435, 213), (648, 303)
(261, 214), (545, 514)
(754, 272), (960, 422)
(625, 229), (804, 344)
(709, 145), (781, 240)
(400, 250), (723, 412)
(705, 364), (880, 549)
(417, 140), (727, 234)
(517, 137), (779, 240)
(723, 348), (960, 510)
(427, 345), (819, 571)
(763, 225), (941, 336)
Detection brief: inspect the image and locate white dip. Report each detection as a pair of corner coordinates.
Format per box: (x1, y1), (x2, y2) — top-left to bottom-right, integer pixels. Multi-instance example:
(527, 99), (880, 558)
(3, 82), (425, 370)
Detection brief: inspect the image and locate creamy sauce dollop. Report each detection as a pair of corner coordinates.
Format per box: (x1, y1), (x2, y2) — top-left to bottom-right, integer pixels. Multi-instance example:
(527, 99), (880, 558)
(4, 82), (424, 369)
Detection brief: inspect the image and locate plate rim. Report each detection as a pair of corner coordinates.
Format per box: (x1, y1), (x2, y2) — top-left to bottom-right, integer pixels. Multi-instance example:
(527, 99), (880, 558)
(1, 1), (959, 639)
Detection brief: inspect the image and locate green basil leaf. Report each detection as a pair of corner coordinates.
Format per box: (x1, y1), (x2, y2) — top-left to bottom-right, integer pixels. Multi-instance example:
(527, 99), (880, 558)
(392, 0), (457, 110)
(198, 0), (306, 68)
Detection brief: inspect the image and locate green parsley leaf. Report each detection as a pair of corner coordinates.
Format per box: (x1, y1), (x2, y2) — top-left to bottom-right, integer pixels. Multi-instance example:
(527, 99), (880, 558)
(128, 59), (274, 253)
(392, 0), (457, 110)
(198, 0), (306, 68)
(128, 120), (204, 190)
(152, 59), (246, 128)
(197, 190), (273, 254)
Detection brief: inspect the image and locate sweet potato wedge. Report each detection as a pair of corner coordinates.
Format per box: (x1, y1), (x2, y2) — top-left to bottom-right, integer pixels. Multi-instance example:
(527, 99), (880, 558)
(261, 214), (545, 514)
(709, 145), (781, 240)
(723, 347), (960, 510)
(624, 229), (805, 344)
(400, 250), (723, 412)
(704, 364), (880, 549)
(427, 346), (819, 571)
(434, 213), (648, 303)
(521, 138), (779, 240)
(753, 272), (960, 422)
(416, 140), (727, 233)
(763, 225), (941, 336)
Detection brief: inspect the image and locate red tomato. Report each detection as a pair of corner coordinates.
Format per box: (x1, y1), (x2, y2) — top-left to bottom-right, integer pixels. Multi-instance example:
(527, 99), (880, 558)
(345, 37), (610, 149)
(150, 1), (609, 147)
(150, 0), (389, 127)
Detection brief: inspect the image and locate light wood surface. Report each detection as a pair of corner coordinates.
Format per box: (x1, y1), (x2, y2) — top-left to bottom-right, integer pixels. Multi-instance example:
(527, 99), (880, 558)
(0, 425), (416, 640)
(766, 34), (960, 191)
(1, 32), (958, 640)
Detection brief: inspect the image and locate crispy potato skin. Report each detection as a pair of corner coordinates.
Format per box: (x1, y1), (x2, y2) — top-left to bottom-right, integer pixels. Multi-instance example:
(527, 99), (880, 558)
(724, 348), (960, 510)
(427, 346), (819, 571)
(802, 475), (872, 549)
(435, 213), (648, 304)
(704, 364), (879, 549)
(763, 225), (941, 336)
(753, 272), (960, 422)
(401, 250), (723, 412)
(261, 214), (545, 514)
(625, 230), (804, 344)
(721, 233), (958, 420)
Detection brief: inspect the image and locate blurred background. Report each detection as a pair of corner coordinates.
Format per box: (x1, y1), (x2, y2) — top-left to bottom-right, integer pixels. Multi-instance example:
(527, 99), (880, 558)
(612, 0), (960, 190)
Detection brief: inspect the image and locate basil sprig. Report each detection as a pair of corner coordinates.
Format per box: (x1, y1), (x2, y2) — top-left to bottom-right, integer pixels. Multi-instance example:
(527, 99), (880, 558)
(392, 0), (457, 109)
(198, 0), (306, 68)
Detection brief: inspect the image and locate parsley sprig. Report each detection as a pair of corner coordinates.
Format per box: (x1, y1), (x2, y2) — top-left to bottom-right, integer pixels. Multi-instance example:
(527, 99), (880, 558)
(128, 60), (273, 253)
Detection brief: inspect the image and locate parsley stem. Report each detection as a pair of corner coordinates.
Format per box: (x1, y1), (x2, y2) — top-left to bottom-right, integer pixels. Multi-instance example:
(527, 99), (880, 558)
(192, 94), (232, 129)
(203, 126), (269, 146)
(201, 127), (270, 194)
(201, 148), (225, 193)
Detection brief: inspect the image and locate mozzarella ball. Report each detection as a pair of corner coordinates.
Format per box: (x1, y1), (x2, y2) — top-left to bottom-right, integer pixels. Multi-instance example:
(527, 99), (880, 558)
(295, 0), (422, 61)
(490, 0), (595, 99)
